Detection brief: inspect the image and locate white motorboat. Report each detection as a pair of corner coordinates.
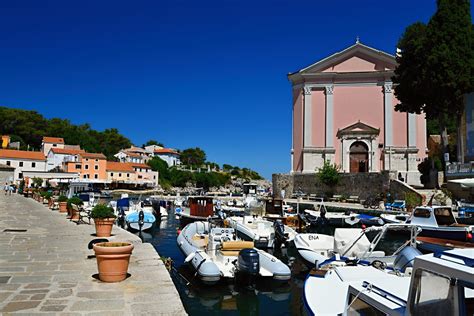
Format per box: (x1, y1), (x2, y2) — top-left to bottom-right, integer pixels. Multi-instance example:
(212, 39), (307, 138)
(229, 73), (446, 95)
(294, 224), (419, 268)
(125, 208), (156, 232)
(303, 244), (422, 315)
(342, 249), (474, 315)
(305, 209), (383, 226)
(177, 221), (291, 285)
(407, 205), (473, 242)
(226, 216), (297, 249)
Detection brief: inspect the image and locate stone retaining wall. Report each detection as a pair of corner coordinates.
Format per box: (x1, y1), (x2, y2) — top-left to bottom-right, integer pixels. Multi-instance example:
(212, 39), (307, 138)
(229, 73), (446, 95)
(273, 172), (392, 200)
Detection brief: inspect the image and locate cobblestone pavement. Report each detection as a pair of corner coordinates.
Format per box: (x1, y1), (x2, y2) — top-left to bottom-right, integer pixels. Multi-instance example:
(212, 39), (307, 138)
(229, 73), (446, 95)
(0, 193), (187, 315)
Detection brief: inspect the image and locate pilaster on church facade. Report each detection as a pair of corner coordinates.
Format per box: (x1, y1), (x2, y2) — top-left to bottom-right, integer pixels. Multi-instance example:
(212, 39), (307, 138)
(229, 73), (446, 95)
(288, 41), (427, 186)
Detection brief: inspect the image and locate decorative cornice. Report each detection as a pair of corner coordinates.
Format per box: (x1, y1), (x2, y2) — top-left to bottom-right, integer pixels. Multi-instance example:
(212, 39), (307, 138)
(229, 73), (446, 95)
(303, 86), (312, 95)
(383, 147), (419, 154)
(302, 147), (336, 154)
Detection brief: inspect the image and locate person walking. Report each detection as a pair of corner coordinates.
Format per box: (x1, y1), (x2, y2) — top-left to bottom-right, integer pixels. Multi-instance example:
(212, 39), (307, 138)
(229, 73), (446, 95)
(4, 182), (9, 195)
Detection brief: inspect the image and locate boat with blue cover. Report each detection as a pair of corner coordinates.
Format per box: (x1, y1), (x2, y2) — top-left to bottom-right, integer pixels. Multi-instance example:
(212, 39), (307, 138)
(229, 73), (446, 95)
(125, 209), (156, 232)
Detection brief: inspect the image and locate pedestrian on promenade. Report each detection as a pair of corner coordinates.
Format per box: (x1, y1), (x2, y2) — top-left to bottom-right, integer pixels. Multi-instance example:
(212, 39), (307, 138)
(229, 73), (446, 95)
(8, 183), (13, 195)
(4, 182), (9, 195)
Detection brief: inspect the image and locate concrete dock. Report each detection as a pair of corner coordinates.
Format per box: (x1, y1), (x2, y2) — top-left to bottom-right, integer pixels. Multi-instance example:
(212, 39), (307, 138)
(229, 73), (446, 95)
(0, 193), (187, 315)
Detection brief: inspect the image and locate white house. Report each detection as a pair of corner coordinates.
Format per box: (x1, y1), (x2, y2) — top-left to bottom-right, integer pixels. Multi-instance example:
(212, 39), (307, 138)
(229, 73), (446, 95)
(46, 147), (86, 171)
(114, 146), (151, 164)
(0, 149), (46, 182)
(152, 148), (181, 167)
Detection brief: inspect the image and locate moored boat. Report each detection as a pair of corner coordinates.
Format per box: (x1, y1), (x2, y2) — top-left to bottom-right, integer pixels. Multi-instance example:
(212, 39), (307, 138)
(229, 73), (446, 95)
(177, 221), (291, 285)
(226, 216), (296, 249)
(406, 205), (473, 242)
(125, 209), (156, 232)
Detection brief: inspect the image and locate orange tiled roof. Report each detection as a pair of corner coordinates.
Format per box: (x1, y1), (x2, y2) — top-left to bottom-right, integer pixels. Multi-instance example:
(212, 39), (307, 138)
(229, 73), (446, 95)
(154, 148), (179, 155)
(106, 161), (135, 172)
(80, 152), (106, 159)
(50, 148), (85, 155)
(128, 162), (151, 169)
(42, 136), (64, 144)
(0, 149), (46, 161)
(125, 152), (143, 158)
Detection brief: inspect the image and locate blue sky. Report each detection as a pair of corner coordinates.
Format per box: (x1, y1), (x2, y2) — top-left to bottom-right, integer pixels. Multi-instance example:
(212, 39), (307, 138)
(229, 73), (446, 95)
(0, 1), (461, 178)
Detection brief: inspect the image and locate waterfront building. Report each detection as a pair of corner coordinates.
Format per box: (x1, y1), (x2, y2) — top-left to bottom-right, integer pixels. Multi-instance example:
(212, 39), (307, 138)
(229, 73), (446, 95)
(64, 152), (107, 182)
(0, 149), (46, 182)
(114, 146), (151, 164)
(288, 41), (427, 185)
(106, 161), (158, 187)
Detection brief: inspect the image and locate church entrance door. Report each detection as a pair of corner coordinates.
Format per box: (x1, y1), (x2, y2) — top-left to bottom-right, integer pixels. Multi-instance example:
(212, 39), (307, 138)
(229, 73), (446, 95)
(349, 141), (369, 173)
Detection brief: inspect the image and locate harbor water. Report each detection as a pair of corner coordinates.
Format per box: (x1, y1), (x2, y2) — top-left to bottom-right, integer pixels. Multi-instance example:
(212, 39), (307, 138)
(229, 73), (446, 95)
(124, 209), (408, 316)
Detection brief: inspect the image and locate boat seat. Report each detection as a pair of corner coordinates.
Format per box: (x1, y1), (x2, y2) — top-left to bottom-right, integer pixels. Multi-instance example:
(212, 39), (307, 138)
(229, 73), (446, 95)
(192, 234), (208, 248)
(219, 241), (254, 256)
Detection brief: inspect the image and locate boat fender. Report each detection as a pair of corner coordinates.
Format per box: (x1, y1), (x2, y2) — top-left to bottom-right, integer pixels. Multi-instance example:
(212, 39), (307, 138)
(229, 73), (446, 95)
(185, 252), (196, 263)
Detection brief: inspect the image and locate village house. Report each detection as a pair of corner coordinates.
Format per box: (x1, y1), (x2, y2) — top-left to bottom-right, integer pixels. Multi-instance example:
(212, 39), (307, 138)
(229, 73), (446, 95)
(106, 161), (158, 187)
(46, 147), (86, 171)
(145, 145), (181, 167)
(0, 149), (47, 182)
(114, 146), (151, 164)
(64, 152), (107, 182)
(41, 136), (65, 155)
(288, 41), (427, 185)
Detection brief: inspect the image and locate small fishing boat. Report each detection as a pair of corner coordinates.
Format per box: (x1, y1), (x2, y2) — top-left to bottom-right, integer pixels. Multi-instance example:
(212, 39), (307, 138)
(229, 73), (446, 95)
(226, 216), (296, 249)
(125, 209), (156, 232)
(177, 221), (291, 285)
(177, 196), (219, 227)
(304, 209), (383, 227)
(380, 212), (410, 224)
(407, 206), (473, 242)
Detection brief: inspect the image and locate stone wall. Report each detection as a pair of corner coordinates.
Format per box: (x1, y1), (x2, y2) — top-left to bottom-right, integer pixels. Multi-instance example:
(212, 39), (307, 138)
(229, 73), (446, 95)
(389, 178), (423, 204)
(273, 172), (393, 200)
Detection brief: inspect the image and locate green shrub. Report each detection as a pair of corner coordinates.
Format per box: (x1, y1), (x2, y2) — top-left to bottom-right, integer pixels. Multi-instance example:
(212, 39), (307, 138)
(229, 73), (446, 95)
(57, 195), (68, 202)
(317, 160), (341, 187)
(91, 204), (116, 219)
(67, 196), (83, 208)
(43, 192), (53, 200)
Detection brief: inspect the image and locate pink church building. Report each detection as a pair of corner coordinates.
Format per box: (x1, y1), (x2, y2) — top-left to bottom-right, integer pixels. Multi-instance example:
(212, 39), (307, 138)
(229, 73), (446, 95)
(288, 41), (427, 185)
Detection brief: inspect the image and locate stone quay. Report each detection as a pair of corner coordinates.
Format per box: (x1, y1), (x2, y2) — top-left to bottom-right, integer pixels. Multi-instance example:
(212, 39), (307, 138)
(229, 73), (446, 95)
(0, 193), (187, 315)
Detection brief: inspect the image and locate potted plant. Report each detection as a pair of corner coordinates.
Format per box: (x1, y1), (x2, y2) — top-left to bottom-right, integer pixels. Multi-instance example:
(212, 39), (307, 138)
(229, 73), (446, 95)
(58, 195), (68, 213)
(91, 204), (116, 237)
(43, 192), (53, 207)
(67, 196), (83, 220)
(93, 241), (134, 282)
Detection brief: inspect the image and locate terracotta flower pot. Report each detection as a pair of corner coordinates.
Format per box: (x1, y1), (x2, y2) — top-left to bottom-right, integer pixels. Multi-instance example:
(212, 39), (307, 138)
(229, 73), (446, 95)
(59, 202), (68, 213)
(93, 242), (134, 282)
(70, 206), (80, 220)
(93, 218), (115, 237)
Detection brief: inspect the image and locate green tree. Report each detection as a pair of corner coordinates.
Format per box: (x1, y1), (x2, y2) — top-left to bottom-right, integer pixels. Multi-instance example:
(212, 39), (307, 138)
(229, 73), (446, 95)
(142, 140), (164, 148)
(393, 0), (474, 164)
(180, 147), (206, 166)
(148, 157), (170, 181)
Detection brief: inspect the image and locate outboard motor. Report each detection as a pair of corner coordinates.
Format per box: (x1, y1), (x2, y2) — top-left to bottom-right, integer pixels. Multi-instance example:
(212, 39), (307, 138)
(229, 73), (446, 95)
(236, 248), (259, 285)
(274, 220), (287, 249)
(393, 246), (422, 273)
(138, 210), (145, 232)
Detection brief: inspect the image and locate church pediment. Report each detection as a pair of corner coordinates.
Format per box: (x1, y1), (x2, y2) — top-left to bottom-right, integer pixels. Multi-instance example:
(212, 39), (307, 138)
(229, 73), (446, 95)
(337, 121), (380, 138)
(288, 42), (396, 80)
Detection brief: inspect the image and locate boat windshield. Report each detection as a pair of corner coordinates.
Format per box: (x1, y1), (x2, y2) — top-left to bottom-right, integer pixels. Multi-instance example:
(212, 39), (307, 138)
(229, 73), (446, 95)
(433, 208), (456, 226)
(409, 269), (455, 315)
(346, 294), (385, 315)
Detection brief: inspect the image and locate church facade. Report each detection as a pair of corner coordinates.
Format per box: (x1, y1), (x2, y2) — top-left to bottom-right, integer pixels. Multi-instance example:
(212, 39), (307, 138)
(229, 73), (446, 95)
(288, 41), (427, 185)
